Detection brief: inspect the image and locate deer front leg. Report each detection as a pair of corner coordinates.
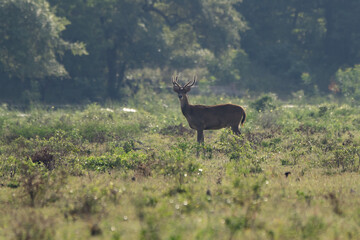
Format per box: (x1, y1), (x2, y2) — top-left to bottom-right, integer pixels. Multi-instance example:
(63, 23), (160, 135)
(196, 129), (204, 157)
(197, 129), (204, 143)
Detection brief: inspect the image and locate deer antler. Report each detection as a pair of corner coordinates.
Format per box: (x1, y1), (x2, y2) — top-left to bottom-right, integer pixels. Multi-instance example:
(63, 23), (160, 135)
(184, 75), (196, 88)
(172, 75), (181, 88)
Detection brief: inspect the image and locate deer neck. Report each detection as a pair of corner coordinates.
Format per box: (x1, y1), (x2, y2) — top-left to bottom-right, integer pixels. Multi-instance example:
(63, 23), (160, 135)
(180, 95), (191, 115)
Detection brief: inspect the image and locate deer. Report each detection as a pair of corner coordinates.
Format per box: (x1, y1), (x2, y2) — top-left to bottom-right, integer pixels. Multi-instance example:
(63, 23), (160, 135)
(172, 75), (246, 143)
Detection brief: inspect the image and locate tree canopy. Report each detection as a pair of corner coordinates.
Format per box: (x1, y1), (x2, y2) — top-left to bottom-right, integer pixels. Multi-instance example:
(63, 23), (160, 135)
(0, 0), (86, 79)
(1, 0), (360, 103)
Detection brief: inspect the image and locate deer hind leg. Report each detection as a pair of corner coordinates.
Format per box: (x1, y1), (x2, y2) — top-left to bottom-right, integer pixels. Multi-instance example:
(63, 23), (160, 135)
(197, 129), (204, 143)
(231, 125), (241, 135)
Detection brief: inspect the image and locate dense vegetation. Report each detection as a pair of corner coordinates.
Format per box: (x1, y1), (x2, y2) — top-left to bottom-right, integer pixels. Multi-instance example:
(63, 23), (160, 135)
(1, 90), (360, 239)
(1, 0), (360, 103)
(1, 1), (360, 239)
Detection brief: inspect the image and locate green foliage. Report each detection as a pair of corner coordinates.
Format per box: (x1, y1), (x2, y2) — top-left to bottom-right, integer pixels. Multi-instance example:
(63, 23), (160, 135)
(336, 65), (360, 103)
(219, 130), (262, 174)
(323, 145), (360, 172)
(18, 158), (68, 206)
(0, 156), (19, 180)
(225, 177), (266, 238)
(250, 94), (277, 112)
(10, 210), (55, 240)
(133, 194), (161, 240)
(0, 0), (86, 79)
(158, 142), (202, 188)
(238, 0), (360, 93)
(83, 149), (148, 172)
(301, 216), (326, 240)
(64, 184), (105, 218)
(1, 0), (360, 103)
(1, 98), (360, 239)
(207, 49), (250, 85)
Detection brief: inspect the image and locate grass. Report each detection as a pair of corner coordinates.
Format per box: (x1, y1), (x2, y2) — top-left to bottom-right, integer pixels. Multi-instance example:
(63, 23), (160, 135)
(0, 91), (360, 239)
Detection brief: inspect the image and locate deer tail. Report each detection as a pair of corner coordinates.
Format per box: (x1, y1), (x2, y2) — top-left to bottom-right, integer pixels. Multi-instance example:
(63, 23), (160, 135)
(241, 110), (246, 126)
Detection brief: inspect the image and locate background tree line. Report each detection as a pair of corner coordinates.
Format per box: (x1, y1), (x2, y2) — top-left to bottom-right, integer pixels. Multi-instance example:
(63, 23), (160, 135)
(1, 0), (360, 104)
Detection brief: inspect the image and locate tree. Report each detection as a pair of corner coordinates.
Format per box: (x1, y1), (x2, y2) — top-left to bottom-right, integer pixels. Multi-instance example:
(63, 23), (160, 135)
(50, 0), (168, 99)
(0, 0), (86, 79)
(237, 0), (360, 93)
(50, 0), (246, 99)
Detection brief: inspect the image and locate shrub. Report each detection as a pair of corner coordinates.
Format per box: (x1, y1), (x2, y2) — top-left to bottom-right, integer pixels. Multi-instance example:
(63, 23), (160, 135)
(336, 65), (360, 102)
(65, 184), (105, 218)
(219, 130), (262, 174)
(0, 156), (19, 179)
(301, 216), (326, 240)
(30, 147), (55, 170)
(10, 210), (55, 240)
(133, 194), (161, 240)
(157, 143), (202, 188)
(18, 159), (49, 206)
(78, 122), (109, 143)
(323, 146), (360, 172)
(250, 94), (277, 112)
(18, 158), (68, 206)
(224, 177), (266, 238)
(3, 131), (82, 174)
(83, 148), (149, 172)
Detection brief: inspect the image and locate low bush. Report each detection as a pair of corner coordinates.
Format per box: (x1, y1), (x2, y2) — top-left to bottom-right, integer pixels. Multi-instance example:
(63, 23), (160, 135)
(83, 148), (149, 172)
(10, 210), (55, 240)
(250, 94), (278, 112)
(18, 158), (68, 206)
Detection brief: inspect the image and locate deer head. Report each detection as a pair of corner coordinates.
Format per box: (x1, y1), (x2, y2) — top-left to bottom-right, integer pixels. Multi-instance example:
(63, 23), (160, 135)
(172, 75), (196, 99)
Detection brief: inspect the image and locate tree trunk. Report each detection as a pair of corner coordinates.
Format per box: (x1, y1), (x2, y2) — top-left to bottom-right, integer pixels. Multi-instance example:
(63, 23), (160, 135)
(106, 46), (118, 99)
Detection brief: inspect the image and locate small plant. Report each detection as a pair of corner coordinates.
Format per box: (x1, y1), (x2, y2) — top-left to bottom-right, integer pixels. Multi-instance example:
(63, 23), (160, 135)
(123, 140), (135, 153)
(18, 158), (67, 206)
(3, 131), (81, 172)
(65, 184), (104, 218)
(301, 216), (326, 240)
(225, 177), (266, 239)
(79, 122), (109, 143)
(318, 105), (328, 117)
(296, 190), (313, 206)
(10, 210), (55, 240)
(250, 94), (277, 112)
(0, 155), (19, 179)
(225, 215), (248, 240)
(83, 148), (149, 172)
(132, 193), (161, 240)
(257, 110), (281, 129)
(219, 130), (262, 174)
(322, 145), (360, 172)
(325, 192), (342, 215)
(158, 143), (202, 189)
(31, 147), (55, 170)
(336, 65), (360, 103)
(18, 159), (49, 207)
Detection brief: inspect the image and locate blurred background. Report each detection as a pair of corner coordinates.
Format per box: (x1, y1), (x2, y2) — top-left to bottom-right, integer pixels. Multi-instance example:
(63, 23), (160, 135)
(1, 0), (360, 105)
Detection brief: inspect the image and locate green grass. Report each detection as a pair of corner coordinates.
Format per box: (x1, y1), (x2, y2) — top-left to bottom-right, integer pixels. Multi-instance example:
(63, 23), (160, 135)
(0, 92), (360, 239)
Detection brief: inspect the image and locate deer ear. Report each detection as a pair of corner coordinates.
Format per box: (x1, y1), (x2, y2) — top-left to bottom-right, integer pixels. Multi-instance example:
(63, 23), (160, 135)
(184, 87), (191, 93)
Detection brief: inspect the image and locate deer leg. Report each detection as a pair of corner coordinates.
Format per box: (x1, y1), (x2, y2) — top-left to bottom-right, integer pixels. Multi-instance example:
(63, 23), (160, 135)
(197, 130), (204, 143)
(231, 126), (241, 135)
(196, 130), (204, 157)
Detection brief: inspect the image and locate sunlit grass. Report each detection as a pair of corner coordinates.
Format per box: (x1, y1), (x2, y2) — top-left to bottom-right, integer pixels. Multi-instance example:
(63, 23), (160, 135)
(1, 93), (360, 239)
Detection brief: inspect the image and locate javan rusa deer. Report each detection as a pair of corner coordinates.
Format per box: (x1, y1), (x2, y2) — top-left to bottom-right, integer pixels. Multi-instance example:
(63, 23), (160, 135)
(172, 75), (246, 143)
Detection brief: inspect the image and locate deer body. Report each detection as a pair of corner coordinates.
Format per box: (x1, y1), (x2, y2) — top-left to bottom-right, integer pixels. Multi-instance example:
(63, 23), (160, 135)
(173, 76), (246, 143)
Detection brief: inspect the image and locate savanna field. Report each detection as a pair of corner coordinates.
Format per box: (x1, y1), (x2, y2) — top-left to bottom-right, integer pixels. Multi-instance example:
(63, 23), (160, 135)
(1, 90), (360, 240)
